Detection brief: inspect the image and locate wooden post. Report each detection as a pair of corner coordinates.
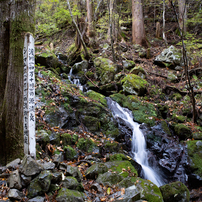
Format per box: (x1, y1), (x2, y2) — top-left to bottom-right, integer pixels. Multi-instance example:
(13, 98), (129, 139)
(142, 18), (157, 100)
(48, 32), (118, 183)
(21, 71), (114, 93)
(23, 33), (36, 158)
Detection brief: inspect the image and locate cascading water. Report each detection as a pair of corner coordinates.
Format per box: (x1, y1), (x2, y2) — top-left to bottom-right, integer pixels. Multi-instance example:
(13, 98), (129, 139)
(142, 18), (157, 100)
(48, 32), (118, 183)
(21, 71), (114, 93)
(107, 97), (164, 187)
(68, 68), (83, 91)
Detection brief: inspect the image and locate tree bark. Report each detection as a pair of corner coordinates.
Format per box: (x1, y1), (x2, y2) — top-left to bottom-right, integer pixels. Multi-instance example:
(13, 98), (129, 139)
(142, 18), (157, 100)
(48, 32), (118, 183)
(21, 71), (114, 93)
(178, 0), (187, 33)
(0, 0), (35, 165)
(86, 0), (94, 37)
(132, 0), (148, 47)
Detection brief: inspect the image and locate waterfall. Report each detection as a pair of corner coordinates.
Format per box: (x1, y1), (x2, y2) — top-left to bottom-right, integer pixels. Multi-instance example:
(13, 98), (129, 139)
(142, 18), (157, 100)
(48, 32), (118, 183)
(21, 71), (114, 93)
(68, 68), (83, 91)
(107, 97), (164, 187)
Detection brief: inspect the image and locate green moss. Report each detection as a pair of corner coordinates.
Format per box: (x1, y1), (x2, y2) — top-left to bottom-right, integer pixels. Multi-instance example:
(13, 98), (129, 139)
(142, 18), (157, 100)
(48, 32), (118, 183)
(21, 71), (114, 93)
(172, 114), (186, 123)
(86, 90), (107, 107)
(121, 74), (148, 96)
(106, 161), (138, 178)
(61, 133), (72, 146)
(161, 121), (171, 136)
(77, 138), (95, 153)
(172, 93), (182, 101)
(109, 153), (128, 161)
(105, 142), (119, 153)
(174, 124), (192, 140)
(187, 140), (202, 177)
(64, 146), (77, 160)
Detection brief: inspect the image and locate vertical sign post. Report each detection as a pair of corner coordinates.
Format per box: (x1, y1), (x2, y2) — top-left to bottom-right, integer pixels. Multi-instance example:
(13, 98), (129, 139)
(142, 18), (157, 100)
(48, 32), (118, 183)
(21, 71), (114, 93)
(23, 33), (36, 158)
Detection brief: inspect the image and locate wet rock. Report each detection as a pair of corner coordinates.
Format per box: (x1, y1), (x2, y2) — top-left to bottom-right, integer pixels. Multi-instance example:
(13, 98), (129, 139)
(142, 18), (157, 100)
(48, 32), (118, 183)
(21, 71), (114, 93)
(28, 170), (52, 198)
(154, 45), (183, 68)
(21, 155), (43, 176)
(56, 188), (84, 202)
(6, 158), (21, 170)
(28, 196), (45, 202)
(21, 174), (32, 187)
(160, 181), (190, 202)
(115, 185), (141, 201)
(8, 189), (24, 200)
(65, 165), (82, 182)
(85, 163), (108, 179)
(37, 160), (55, 170)
(72, 60), (88, 74)
(61, 176), (84, 191)
(96, 172), (124, 186)
(8, 170), (22, 189)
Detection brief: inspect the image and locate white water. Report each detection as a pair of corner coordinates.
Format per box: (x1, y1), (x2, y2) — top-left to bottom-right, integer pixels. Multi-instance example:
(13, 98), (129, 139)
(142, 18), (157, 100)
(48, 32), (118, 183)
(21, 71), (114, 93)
(107, 98), (164, 187)
(68, 68), (83, 91)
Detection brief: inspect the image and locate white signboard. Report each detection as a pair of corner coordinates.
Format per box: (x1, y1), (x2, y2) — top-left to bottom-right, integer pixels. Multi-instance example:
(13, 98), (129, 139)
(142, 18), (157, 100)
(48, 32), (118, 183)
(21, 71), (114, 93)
(23, 33), (36, 158)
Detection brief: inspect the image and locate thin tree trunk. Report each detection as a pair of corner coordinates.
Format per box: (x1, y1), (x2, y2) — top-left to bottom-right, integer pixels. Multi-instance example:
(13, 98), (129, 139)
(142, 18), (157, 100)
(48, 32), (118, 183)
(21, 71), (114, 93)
(0, 0), (36, 165)
(86, 0), (94, 37)
(178, 0), (187, 33)
(132, 0), (148, 47)
(163, 0), (168, 45)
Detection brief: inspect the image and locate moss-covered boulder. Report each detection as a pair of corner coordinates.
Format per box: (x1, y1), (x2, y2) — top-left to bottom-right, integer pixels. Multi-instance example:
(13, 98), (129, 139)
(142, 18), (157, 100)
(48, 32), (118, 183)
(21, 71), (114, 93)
(108, 153), (128, 161)
(61, 177), (84, 192)
(72, 60), (88, 74)
(174, 124), (192, 140)
(117, 177), (163, 202)
(61, 133), (72, 146)
(104, 142), (120, 153)
(94, 57), (117, 85)
(64, 146), (78, 161)
(96, 172), (124, 186)
(105, 161), (138, 178)
(85, 163), (108, 179)
(76, 138), (95, 153)
(187, 140), (202, 177)
(172, 114), (186, 123)
(130, 65), (146, 76)
(56, 188), (84, 202)
(160, 181), (190, 202)
(28, 170), (52, 198)
(121, 74), (148, 96)
(65, 165), (83, 182)
(86, 90), (107, 107)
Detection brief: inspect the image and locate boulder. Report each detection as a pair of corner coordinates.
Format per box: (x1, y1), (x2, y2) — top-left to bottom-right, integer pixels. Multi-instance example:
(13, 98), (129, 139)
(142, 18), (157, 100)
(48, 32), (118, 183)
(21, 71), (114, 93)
(122, 60), (135, 70)
(28, 170), (52, 198)
(121, 74), (148, 96)
(65, 165), (83, 182)
(72, 60), (88, 74)
(61, 176), (84, 191)
(21, 155), (43, 176)
(6, 158), (21, 170)
(8, 189), (24, 200)
(174, 124), (192, 140)
(96, 172), (124, 186)
(160, 181), (190, 202)
(8, 170), (22, 189)
(56, 188), (84, 202)
(85, 163), (108, 179)
(154, 45), (183, 68)
(28, 196), (45, 202)
(94, 57), (117, 85)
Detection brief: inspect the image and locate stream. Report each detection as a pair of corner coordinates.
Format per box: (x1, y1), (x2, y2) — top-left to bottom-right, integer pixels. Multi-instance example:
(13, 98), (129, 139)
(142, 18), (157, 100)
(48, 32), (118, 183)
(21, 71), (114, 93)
(107, 97), (165, 187)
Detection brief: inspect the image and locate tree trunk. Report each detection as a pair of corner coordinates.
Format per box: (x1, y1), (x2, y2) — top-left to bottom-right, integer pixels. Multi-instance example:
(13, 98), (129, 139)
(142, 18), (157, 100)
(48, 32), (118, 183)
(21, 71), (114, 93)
(132, 0), (148, 47)
(178, 0), (187, 33)
(0, 0), (35, 165)
(86, 0), (94, 37)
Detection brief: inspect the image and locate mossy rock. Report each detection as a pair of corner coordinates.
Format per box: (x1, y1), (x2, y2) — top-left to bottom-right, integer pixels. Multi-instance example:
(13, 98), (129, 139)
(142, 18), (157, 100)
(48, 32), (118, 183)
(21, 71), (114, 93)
(130, 66), (146, 75)
(86, 90), (107, 107)
(121, 74), (148, 96)
(61, 133), (72, 146)
(122, 60), (136, 70)
(105, 161), (138, 178)
(77, 138), (95, 153)
(193, 132), (202, 140)
(187, 140), (202, 177)
(85, 163), (108, 179)
(56, 188), (84, 202)
(172, 114), (186, 123)
(94, 57), (117, 85)
(96, 172), (124, 186)
(36, 130), (50, 148)
(161, 121), (171, 136)
(174, 124), (192, 140)
(160, 181), (190, 202)
(61, 177), (84, 192)
(109, 153), (128, 161)
(64, 146), (78, 161)
(105, 142), (119, 153)
(81, 115), (100, 132)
